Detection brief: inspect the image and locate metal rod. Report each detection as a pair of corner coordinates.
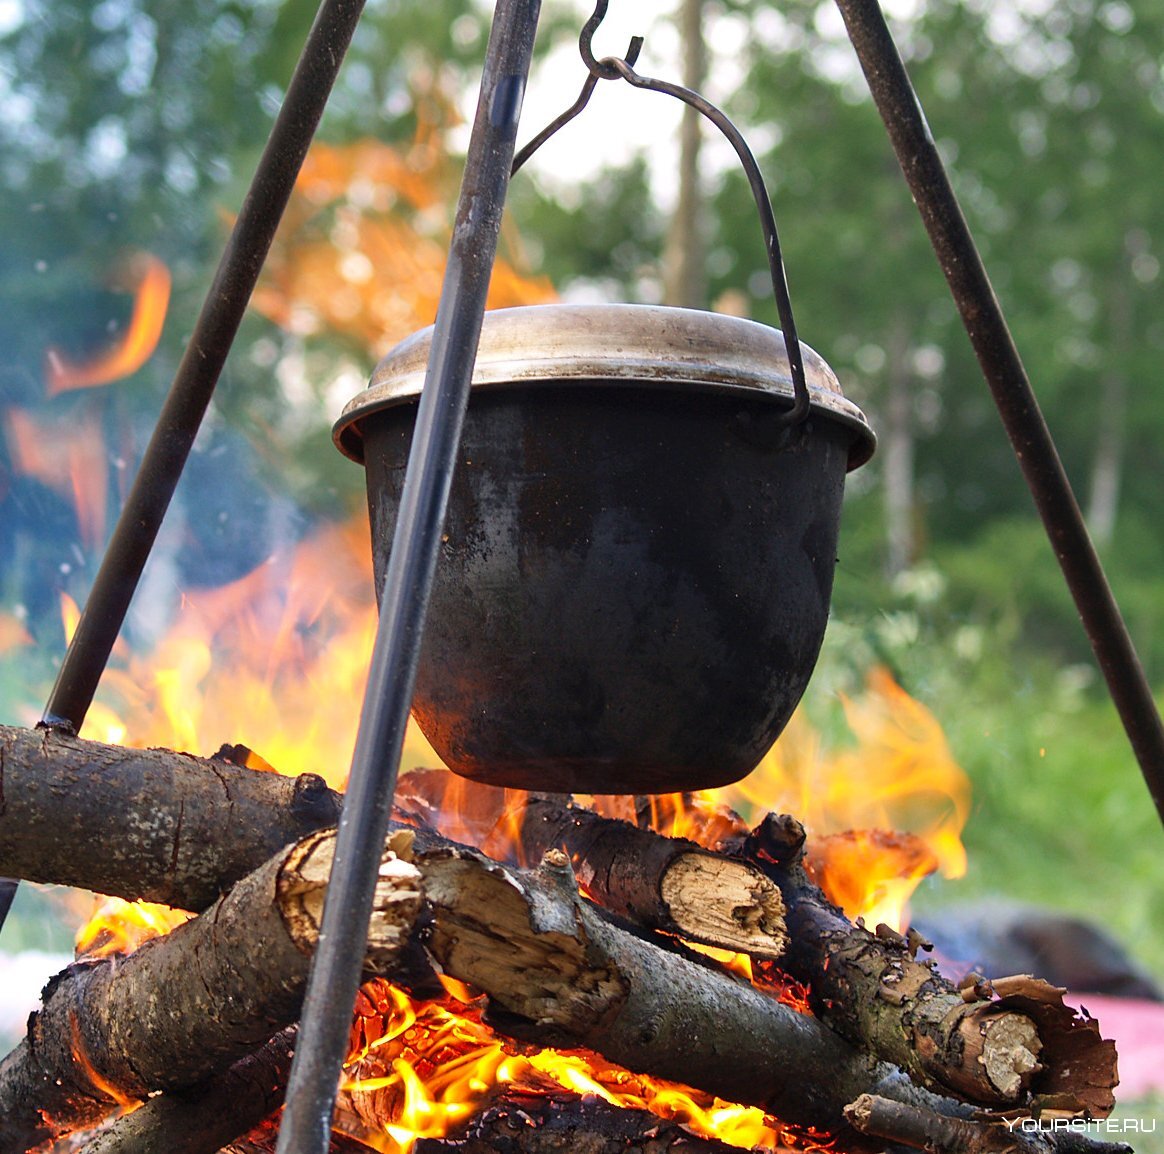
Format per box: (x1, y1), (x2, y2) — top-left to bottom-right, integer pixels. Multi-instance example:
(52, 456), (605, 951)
(834, 0), (1164, 826)
(273, 4), (541, 1151)
(39, 0), (367, 735)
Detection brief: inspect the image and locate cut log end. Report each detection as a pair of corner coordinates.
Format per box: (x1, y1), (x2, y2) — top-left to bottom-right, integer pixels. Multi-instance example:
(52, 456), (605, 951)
(978, 1013), (1044, 1098)
(424, 848), (626, 1039)
(660, 852), (788, 959)
(278, 828), (423, 971)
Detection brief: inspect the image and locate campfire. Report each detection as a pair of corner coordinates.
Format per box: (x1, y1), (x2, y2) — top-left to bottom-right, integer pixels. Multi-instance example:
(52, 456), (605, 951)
(0, 117), (1126, 1154)
(0, 514), (1120, 1153)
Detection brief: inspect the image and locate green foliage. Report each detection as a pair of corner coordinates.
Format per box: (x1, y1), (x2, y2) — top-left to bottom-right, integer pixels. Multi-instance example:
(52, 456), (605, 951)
(507, 156), (665, 298)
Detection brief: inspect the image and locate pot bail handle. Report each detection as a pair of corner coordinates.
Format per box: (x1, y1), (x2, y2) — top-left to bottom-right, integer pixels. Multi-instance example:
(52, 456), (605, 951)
(513, 0), (811, 427)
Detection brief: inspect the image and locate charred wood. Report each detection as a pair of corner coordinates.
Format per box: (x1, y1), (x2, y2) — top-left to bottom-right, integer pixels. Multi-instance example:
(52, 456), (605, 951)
(215, 1114), (377, 1154)
(0, 830), (421, 1151)
(412, 1087), (749, 1153)
(844, 1094), (1134, 1154)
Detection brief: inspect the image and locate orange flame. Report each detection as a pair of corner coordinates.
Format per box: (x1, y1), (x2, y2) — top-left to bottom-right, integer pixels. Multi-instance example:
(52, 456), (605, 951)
(252, 139), (554, 355)
(84, 518), (439, 785)
(45, 252), (171, 395)
(60, 592), (81, 644)
(0, 611), (33, 655)
(69, 1010), (141, 1111)
(724, 667), (970, 931)
(75, 896), (191, 960)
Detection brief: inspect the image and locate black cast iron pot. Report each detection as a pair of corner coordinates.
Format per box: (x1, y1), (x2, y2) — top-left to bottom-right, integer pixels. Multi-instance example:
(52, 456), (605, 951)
(335, 304), (875, 794)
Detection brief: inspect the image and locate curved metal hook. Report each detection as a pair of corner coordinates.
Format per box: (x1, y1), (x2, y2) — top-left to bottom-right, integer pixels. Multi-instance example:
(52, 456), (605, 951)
(512, 0), (641, 174)
(511, 0), (810, 427)
(579, 0), (643, 81)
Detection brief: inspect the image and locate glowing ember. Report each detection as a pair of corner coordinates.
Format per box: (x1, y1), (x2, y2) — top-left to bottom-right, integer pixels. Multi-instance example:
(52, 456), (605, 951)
(341, 978), (815, 1153)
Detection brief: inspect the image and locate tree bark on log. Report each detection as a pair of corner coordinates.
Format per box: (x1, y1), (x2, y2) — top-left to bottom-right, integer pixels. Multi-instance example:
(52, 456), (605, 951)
(737, 815), (1117, 1117)
(0, 829), (421, 1151)
(0, 724), (342, 911)
(77, 1029), (296, 1154)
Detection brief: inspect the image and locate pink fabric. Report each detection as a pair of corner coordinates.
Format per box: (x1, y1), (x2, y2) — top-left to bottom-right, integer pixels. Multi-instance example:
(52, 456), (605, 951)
(1067, 993), (1164, 1099)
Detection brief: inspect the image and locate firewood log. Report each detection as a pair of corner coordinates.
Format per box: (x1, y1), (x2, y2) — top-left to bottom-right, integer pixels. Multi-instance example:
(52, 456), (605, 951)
(0, 723), (342, 911)
(735, 814), (1117, 1118)
(0, 726), (1118, 1131)
(398, 769), (788, 957)
(0, 829), (422, 1151)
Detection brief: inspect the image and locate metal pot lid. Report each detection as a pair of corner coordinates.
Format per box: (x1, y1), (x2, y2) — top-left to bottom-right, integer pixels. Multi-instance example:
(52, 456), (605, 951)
(334, 303), (876, 469)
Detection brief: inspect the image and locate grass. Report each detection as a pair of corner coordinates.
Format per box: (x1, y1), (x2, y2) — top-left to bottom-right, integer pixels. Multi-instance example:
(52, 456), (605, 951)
(1110, 1095), (1164, 1154)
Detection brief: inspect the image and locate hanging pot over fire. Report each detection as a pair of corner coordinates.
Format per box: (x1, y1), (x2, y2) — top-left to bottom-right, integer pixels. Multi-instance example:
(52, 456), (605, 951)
(335, 303), (875, 794)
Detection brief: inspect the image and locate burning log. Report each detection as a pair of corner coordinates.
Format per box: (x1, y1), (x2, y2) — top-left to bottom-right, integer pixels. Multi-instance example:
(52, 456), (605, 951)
(76, 1029), (296, 1154)
(0, 828), (422, 1150)
(0, 726), (1119, 1145)
(400, 770), (787, 957)
(217, 1117), (377, 1154)
(735, 814), (1117, 1117)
